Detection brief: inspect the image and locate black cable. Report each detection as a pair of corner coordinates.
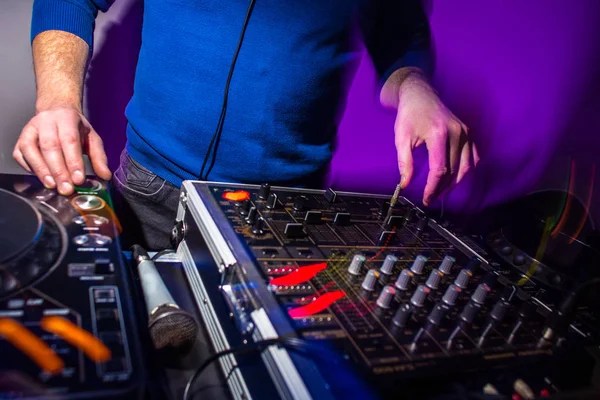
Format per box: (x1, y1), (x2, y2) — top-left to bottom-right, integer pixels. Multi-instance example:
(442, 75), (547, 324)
(199, 0), (257, 181)
(545, 277), (600, 337)
(151, 249), (176, 261)
(182, 337), (315, 400)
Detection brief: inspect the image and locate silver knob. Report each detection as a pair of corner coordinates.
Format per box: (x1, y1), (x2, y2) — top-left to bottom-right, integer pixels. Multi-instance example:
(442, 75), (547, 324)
(454, 269), (472, 289)
(442, 284), (461, 306)
(410, 285), (429, 308)
(425, 269), (443, 290)
(410, 255), (427, 275)
(361, 270), (380, 291)
(376, 285), (396, 309)
(394, 269), (413, 291)
(380, 255), (397, 275)
(348, 254), (366, 275)
(471, 283), (490, 304)
(439, 255), (455, 274)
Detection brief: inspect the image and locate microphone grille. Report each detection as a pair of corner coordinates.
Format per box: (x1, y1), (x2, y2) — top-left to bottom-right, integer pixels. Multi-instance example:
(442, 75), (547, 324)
(148, 305), (199, 351)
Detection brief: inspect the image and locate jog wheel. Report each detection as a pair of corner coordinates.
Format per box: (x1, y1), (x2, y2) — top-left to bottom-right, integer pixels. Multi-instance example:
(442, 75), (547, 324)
(0, 189), (67, 300)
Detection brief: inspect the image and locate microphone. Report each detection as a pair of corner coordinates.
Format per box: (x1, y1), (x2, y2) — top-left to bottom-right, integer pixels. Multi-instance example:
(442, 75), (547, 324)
(131, 245), (199, 352)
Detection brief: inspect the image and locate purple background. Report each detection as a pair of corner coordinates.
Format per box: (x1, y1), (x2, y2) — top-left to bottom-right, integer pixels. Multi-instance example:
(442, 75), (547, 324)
(87, 0), (600, 223)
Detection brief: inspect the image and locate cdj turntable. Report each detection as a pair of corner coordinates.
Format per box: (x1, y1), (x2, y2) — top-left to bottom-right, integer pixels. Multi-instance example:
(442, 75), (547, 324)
(0, 174), (145, 400)
(173, 181), (600, 400)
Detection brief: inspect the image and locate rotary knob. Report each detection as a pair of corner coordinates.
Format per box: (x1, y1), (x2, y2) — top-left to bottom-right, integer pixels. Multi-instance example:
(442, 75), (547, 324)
(454, 269), (472, 289)
(238, 199), (252, 216)
(293, 196), (309, 211)
(392, 303), (413, 327)
(376, 285), (396, 309)
(459, 301), (481, 324)
(394, 269), (413, 291)
(425, 269), (443, 290)
(258, 183), (271, 200)
(410, 255), (427, 275)
(252, 217), (265, 235)
(471, 283), (490, 304)
(348, 254), (366, 275)
(490, 300), (509, 323)
(361, 269), (380, 291)
(380, 255), (397, 275)
(72, 194), (105, 211)
(442, 284), (461, 306)
(427, 303), (448, 326)
(439, 255), (455, 275)
(410, 285), (429, 308)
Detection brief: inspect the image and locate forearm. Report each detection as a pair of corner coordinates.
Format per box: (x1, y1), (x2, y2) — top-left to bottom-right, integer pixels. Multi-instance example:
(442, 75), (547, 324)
(33, 30), (89, 113)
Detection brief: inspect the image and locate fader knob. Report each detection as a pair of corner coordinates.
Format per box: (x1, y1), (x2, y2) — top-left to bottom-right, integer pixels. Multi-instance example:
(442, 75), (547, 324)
(239, 199), (251, 215)
(442, 284), (461, 306)
(454, 269), (472, 289)
(394, 269), (413, 291)
(425, 269), (443, 290)
(266, 193), (278, 209)
(380, 255), (397, 275)
(410, 255), (427, 275)
(245, 206), (257, 224)
(471, 283), (490, 305)
(252, 217), (265, 235)
(376, 285), (396, 309)
(258, 183), (271, 200)
(392, 303), (413, 327)
(362, 270), (380, 291)
(293, 196), (308, 211)
(410, 285), (429, 308)
(348, 254), (366, 275)
(439, 256), (455, 275)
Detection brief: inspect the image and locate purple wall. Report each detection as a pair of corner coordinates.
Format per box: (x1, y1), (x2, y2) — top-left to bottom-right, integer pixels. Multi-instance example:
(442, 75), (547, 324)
(88, 0), (600, 223)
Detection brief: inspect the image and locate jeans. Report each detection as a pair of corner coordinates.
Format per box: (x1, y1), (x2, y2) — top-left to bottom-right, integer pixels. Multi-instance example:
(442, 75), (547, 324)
(111, 149), (181, 251)
(111, 147), (328, 251)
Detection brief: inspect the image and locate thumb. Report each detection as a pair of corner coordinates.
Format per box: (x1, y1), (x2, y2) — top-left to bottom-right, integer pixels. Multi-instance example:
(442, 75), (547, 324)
(87, 131), (112, 180)
(396, 140), (414, 189)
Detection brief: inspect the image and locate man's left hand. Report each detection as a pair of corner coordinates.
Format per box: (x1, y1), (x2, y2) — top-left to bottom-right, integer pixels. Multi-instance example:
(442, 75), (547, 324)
(380, 68), (479, 206)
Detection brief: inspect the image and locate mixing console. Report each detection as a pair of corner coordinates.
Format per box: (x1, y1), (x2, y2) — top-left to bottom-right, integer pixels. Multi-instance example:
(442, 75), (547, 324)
(175, 181), (600, 399)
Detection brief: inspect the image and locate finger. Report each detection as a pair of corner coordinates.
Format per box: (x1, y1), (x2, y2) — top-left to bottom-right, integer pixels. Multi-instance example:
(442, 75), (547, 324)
(38, 119), (73, 195)
(448, 120), (463, 177)
(423, 130), (449, 206)
(87, 131), (112, 180)
(58, 120), (85, 185)
(12, 147), (32, 173)
(19, 129), (56, 189)
(472, 142), (481, 166)
(396, 137), (414, 189)
(455, 140), (473, 185)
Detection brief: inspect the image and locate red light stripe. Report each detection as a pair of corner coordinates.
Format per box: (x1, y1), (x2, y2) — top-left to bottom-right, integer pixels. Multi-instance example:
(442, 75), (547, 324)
(270, 263), (327, 286)
(288, 290), (346, 319)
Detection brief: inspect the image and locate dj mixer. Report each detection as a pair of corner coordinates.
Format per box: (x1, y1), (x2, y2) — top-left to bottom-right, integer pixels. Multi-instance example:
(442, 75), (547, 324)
(0, 174), (146, 399)
(174, 181), (600, 400)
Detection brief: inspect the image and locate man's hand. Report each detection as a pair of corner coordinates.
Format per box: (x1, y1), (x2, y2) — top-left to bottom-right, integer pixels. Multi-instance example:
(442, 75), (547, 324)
(13, 106), (111, 195)
(381, 68), (479, 206)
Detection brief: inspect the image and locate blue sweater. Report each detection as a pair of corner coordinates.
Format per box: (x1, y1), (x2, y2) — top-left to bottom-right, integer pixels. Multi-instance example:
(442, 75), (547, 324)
(32, 0), (431, 188)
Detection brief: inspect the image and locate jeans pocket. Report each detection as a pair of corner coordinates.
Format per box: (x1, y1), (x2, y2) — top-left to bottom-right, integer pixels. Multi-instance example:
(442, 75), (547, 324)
(114, 150), (167, 197)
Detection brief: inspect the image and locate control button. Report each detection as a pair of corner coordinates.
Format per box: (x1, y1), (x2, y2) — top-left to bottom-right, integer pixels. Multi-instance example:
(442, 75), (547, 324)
(459, 301), (481, 324)
(501, 245), (513, 255)
(471, 283), (490, 304)
(266, 193), (278, 209)
(394, 269), (413, 291)
(304, 211), (322, 224)
(238, 199), (251, 216)
(348, 254), (366, 275)
(376, 285), (396, 309)
(378, 230), (395, 245)
(91, 215), (109, 226)
(77, 179), (103, 191)
(73, 234), (90, 246)
(94, 289), (116, 300)
(72, 195), (105, 211)
(245, 206), (257, 224)
(93, 234), (112, 247)
(361, 269), (380, 291)
(73, 215), (87, 225)
(333, 212), (351, 226)
(439, 256), (455, 274)
(410, 285), (429, 308)
(258, 183), (271, 200)
(222, 190), (250, 202)
(425, 269), (443, 290)
(410, 255), (427, 275)
(392, 303), (413, 327)
(514, 253), (526, 265)
(284, 223), (304, 238)
(252, 218), (265, 235)
(442, 285), (461, 306)
(94, 261), (115, 275)
(293, 196), (309, 211)
(454, 269), (472, 289)
(324, 188), (337, 203)
(427, 303), (448, 325)
(380, 255), (397, 275)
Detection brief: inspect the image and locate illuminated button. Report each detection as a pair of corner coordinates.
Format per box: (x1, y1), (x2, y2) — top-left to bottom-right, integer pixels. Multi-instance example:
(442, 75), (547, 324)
(91, 215), (109, 226)
(72, 195), (105, 211)
(73, 215), (87, 225)
(222, 190), (250, 202)
(73, 234), (90, 246)
(41, 316), (111, 363)
(92, 234), (112, 246)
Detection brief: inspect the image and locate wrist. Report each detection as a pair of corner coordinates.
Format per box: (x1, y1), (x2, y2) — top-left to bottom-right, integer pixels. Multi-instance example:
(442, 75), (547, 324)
(380, 67), (430, 109)
(36, 97), (82, 114)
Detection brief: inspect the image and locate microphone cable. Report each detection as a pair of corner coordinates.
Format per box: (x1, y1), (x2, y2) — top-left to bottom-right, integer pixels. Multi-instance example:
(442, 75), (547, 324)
(198, 0), (257, 181)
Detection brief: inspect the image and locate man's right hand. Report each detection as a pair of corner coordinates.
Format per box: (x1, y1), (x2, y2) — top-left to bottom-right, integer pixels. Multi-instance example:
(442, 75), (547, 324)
(12, 106), (111, 196)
